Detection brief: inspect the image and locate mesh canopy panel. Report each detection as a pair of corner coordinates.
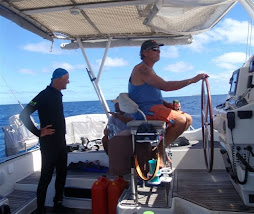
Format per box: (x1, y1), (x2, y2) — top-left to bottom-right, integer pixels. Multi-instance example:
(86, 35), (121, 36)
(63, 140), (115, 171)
(0, 0), (237, 45)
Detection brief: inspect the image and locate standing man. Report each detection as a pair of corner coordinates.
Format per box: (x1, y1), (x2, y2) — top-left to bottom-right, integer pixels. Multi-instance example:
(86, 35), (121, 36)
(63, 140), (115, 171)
(20, 68), (70, 214)
(128, 40), (208, 166)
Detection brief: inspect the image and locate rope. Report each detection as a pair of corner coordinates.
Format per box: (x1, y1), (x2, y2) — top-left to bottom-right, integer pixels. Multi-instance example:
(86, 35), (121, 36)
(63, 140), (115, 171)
(134, 149), (160, 181)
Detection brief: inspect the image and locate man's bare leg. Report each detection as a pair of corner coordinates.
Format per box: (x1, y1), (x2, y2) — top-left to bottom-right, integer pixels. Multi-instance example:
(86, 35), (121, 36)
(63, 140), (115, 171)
(165, 113), (188, 145)
(182, 113), (192, 130)
(157, 143), (172, 168)
(158, 113), (189, 167)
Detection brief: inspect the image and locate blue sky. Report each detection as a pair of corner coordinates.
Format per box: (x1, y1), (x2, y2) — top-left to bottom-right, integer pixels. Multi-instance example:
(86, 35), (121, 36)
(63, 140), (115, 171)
(0, 2), (253, 105)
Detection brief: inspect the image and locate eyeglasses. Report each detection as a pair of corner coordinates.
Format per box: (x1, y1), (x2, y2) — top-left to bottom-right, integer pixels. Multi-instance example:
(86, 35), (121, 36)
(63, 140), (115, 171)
(148, 47), (160, 52)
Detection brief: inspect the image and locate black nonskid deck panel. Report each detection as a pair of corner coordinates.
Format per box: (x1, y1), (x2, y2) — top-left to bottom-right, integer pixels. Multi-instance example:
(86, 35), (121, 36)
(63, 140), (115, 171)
(120, 182), (172, 209)
(174, 169), (254, 212)
(7, 190), (36, 213)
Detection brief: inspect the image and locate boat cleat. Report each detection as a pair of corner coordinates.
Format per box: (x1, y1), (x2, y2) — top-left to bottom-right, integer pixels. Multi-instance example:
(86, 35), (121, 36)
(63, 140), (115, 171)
(159, 167), (173, 183)
(160, 175), (172, 183)
(160, 167), (173, 175)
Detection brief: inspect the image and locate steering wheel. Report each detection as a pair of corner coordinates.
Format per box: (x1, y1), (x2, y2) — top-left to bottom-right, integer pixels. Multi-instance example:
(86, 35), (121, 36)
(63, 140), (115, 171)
(201, 78), (214, 172)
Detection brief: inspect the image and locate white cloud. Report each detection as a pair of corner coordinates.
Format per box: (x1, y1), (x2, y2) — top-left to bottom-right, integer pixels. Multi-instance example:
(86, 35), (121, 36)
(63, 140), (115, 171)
(51, 62), (86, 71)
(188, 33), (211, 52)
(18, 68), (35, 74)
(212, 52), (246, 70)
(188, 18), (252, 52)
(164, 61), (194, 73)
(160, 46), (179, 58)
(23, 41), (64, 55)
(214, 63), (237, 71)
(212, 18), (249, 44)
(96, 57), (128, 67)
(208, 71), (232, 80)
(41, 68), (51, 73)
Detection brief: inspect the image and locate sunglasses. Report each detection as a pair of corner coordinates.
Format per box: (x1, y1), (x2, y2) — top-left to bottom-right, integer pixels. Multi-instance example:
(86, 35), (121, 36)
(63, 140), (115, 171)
(148, 47), (160, 52)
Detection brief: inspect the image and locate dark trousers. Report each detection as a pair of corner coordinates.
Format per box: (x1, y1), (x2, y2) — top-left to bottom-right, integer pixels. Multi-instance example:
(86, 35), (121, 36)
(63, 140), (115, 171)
(37, 148), (67, 211)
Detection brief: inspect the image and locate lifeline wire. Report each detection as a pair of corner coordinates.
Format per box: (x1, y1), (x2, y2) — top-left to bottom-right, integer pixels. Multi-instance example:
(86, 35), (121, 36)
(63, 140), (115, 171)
(0, 72), (24, 109)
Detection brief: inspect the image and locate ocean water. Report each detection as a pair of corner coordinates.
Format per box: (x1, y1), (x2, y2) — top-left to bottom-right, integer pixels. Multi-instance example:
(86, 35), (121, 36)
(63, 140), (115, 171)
(0, 95), (227, 159)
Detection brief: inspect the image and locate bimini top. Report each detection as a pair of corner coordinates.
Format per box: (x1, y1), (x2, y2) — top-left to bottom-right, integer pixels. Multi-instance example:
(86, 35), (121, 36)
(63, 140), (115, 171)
(0, 0), (237, 48)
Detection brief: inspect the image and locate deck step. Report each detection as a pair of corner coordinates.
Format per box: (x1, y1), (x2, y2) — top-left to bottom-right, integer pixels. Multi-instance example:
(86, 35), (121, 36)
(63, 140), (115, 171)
(4, 171), (40, 214)
(64, 187), (91, 198)
(15, 171), (40, 192)
(0, 196), (10, 214)
(63, 182), (93, 209)
(7, 190), (36, 214)
(63, 196), (92, 209)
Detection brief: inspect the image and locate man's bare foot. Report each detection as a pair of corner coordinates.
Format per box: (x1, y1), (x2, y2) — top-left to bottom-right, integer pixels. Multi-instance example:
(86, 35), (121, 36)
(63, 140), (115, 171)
(166, 154), (172, 164)
(159, 153), (172, 168)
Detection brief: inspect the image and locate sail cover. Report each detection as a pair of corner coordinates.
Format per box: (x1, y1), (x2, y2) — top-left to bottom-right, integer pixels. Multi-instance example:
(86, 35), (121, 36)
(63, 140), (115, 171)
(0, 0), (237, 48)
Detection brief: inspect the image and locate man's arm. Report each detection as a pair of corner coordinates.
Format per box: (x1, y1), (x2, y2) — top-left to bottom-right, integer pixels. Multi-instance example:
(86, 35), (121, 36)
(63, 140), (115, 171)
(116, 114), (133, 124)
(20, 104), (56, 137)
(137, 64), (208, 91)
(19, 104), (41, 137)
(163, 100), (173, 109)
(109, 112), (133, 124)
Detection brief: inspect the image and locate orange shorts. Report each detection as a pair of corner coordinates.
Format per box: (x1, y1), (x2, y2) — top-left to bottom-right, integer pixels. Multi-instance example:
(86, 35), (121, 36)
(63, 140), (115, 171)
(146, 104), (179, 127)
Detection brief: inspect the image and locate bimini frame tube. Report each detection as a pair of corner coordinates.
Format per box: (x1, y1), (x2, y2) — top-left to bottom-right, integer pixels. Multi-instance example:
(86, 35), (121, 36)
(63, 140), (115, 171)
(239, 0), (254, 19)
(97, 37), (112, 83)
(76, 38), (110, 118)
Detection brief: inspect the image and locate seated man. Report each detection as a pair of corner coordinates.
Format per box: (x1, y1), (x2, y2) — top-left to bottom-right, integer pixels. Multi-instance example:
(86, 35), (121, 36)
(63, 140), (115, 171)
(128, 40), (208, 166)
(102, 97), (133, 154)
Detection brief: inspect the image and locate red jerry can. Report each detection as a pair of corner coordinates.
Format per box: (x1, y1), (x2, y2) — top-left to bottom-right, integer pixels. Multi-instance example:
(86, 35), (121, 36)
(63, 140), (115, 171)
(108, 176), (129, 214)
(91, 176), (111, 214)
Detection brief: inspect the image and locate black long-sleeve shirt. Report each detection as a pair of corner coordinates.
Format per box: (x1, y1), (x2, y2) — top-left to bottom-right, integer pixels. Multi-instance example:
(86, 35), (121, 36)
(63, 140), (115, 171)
(20, 86), (66, 149)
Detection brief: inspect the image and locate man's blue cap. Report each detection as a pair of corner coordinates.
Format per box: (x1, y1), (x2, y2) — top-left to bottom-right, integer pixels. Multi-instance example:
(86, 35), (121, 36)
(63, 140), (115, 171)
(50, 68), (68, 85)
